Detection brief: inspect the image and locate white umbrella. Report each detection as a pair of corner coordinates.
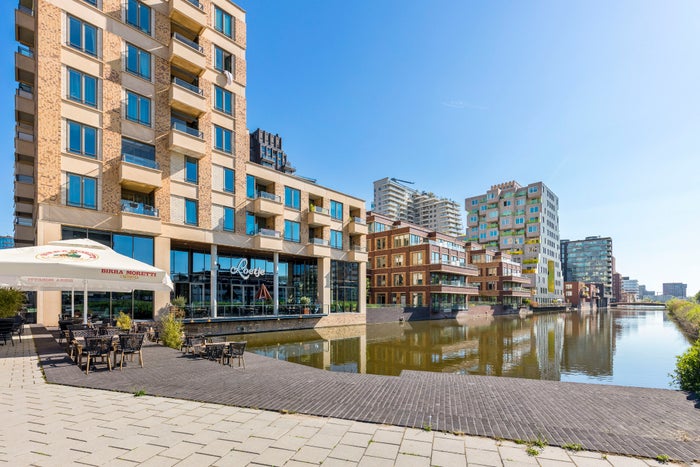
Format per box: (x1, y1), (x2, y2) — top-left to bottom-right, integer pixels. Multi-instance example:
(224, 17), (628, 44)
(0, 238), (173, 324)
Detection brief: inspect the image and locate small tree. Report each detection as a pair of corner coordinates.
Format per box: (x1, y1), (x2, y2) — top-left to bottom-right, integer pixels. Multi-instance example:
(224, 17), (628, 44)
(0, 288), (25, 319)
(115, 311), (132, 331)
(671, 339), (700, 393)
(160, 308), (184, 349)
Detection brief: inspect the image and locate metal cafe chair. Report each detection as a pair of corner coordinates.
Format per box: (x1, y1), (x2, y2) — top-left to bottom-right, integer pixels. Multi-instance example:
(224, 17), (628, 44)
(223, 341), (246, 369)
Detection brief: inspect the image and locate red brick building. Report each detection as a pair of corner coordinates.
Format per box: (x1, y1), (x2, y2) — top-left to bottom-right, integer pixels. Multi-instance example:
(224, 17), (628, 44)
(466, 243), (532, 307)
(367, 213), (478, 311)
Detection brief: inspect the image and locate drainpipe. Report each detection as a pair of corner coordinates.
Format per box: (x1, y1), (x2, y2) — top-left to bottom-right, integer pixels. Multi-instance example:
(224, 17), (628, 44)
(211, 244), (217, 318)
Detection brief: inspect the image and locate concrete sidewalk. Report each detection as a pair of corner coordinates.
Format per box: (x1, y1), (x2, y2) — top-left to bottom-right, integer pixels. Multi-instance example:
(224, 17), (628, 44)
(0, 330), (696, 466)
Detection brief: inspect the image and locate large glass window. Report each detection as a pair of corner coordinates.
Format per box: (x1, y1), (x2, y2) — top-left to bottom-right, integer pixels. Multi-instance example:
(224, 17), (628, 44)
(67, 121), (97, 158)
(245, 211), (256, 235)
(330, 230), (343, 249)
(246, 175), (255, 198)
(68, 16), (97, 56)
(121, 137), (156, 168)
(214, 85), (232, 115)
(284, 220), (300, 242)
(284, 186), (300, 210)
(66, 173), (97, 209)
(214, 6), (233, 37)
(185, 157), (198, 184)
(214, 46), (233, 73)
(330, 200), (343, 220)
(125, 90), (151, 126)
(185, 198), (198, 226)
(126, 0), (151, 35)
(214, 125), (232, 153)
(125, 43), (151, 80)
(223, 168), (234, 192)
(331, 261), (359, 313)
(68, 69), (97, 107)
(223, 206), (234, 231)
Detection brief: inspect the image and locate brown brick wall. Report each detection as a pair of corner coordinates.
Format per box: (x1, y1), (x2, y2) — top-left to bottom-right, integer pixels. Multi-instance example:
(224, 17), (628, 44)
(101, 19), (124, 215)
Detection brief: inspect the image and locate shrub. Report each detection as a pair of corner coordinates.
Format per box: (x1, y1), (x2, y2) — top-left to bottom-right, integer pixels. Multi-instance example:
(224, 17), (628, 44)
(115, 311), (132, 331)
(671, 339), (700, 393)
(0, 288), (25, 319)
(160, 309), (184, 350)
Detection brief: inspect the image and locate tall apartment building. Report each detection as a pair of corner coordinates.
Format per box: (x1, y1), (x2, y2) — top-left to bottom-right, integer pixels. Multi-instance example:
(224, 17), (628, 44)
(372, 177), (463, 237)
(662, 283), (687, 298)
(560, 236), (613, 307)
(465, 181), (563, 305)
(14, 0), (367, 326)
(367, 212), (478, 311)
(249, 128), (295, 174)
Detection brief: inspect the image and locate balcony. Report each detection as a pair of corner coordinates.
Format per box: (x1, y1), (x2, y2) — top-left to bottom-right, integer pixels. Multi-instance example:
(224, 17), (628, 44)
(120, 200), (161, 235)
(169, 0), (207, 33)
(15, 85), (34, 116)
(347, 246), (368, 263)
(15, 124), (34, 156)
(15, 45), (34, 78)
(307, 206), (331, 227)
(119, 155), (162, 191)
(169, 121), (206, 158)
(253, 228), (282, 251)
(428, 262), (479, 276)
(306, 238), (330, 257)
(169, 33), (205, 75)
(347, 217), (367, 236)
(14, 180), (34, 199)
(429, 282), (479, 295)
(170, 77), (206, 116)
(15, 6), (34, 47)
(14, 221), (34, 244)
(251, 192), (283, 217)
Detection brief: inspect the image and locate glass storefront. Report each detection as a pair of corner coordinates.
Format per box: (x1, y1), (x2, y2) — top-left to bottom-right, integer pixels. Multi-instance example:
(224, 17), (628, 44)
(331, 260), (359, 313)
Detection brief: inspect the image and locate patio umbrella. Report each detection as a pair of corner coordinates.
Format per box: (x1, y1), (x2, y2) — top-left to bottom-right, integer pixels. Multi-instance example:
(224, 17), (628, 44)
(0, 238), (173, 324)
(254, 283), (272, 301)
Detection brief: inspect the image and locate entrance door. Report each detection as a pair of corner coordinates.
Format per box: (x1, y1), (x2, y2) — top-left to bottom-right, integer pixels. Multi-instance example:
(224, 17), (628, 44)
(190, 283), (209, 317)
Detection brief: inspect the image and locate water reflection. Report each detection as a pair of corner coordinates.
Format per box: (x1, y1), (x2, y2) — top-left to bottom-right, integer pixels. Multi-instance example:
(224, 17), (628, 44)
(242, 308), (691, 389)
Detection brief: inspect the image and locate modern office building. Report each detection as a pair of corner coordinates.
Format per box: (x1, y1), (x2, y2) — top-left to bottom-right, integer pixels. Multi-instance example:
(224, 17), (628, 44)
(372, 177), (463, 237)
(465, 181), (563, 305)
(249, 128), (295, 174)
(466, 243), (532, 307)
(560, 236), (613, 307)
(13, 0), (367, 326)
(620, 277), (639, 302)
(367, 212), (478, 311)
(662, 282), (687, 299)
(0, 236), (14, 249)
(563, 281), (600, 309)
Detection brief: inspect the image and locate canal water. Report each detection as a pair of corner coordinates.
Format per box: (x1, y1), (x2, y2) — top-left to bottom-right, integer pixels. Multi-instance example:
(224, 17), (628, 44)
(241, 307), (692, 389)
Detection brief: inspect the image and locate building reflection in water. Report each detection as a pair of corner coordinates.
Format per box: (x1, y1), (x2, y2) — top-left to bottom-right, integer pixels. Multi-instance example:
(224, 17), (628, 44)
(242, 310), (623, 382)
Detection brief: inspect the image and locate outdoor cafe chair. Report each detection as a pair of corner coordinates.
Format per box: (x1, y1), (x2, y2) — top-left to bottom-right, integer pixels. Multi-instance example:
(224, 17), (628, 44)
(0, 320), (14, 346)
(81, 336), (113, 375)
(181, 335), (205, 355)
(223, 341), (246, 368)
(116, 333), (145, 370)
(11, 314), (25, 343)
(69, 328), (98, 362)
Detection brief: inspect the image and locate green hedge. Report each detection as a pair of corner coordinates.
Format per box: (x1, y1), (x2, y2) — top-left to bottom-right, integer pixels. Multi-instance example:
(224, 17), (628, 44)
(666, 299), (700, 339)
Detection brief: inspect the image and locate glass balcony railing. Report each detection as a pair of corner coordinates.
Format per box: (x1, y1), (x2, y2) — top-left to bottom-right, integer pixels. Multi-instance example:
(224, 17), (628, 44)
(17, 44), (34, 58)
(18, 4), (34, 15)
(256, 191), (281, 203)
(310, 205), (329, 215)
(122, 153), (159, 170)
(351, 217), (366, 224)
(257, 228), (280, 238)
(121, 200), (159, 217)
(171, 120), (204, 139)
(185, 0), (204, 10)
(17, 83), (33, 99)
(310, 238), (329, 246)
(172, 77), (203, 95)
(172, 32), (203, 53)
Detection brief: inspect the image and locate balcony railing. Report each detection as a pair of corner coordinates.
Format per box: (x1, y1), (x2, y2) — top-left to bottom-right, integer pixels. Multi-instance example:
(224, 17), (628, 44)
(185, 0), (204, 9)
(172, 32), (203, 53)
(310, 237), (329, 246)
(18, 4), (34, 15)
(121, 200), (159, 217)
(172, 76), (203, 95)
(257, 228), (280, 238)
(122, 153), (159, 170)
(256, 191), (281, 203)
(351, 217), (366, 224)
(17, 83), (33, 99)
(171, 120), (204, 139)
(17, 44), (34, 58)
(351, 245), (367, 253)
(16, 124), (34, 142)
(310, 205), (329, 215)
(432, 280), (469, 287)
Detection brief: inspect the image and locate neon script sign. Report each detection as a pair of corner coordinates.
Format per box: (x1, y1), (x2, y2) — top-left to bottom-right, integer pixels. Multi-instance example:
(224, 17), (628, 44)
(230, 258), (266, 280)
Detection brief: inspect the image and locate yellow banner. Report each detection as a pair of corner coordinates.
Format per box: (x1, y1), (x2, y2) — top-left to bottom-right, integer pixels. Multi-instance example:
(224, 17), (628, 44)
(547, 260), (555, 293)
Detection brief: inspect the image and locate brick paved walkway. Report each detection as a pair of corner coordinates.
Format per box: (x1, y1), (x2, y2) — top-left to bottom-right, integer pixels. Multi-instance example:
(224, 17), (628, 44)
(9, 326), (700, 465)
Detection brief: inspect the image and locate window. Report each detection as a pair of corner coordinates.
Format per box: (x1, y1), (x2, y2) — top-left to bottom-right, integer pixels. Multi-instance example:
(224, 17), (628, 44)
(68, 69), (97, 107)
(393, 254), (404, 267)
(471, 199), (478, 206)
(214, 6), (233, 38)
(83, 0), (98, 6)
(285, 186), (300, 210)
(213, 86), (232, 114)
(121, 137), (156, 168)
(125, 43), (151, 80)
(185, 199), (198, 225)
(412, 251), (424, 265)
(503, 200), (512, 207)
(330, 200), (343, 220)
(487, 193), (495, 200)
(375, 237), (386, 250)
(214, 46), (233, 73)
(375, 256), (387, 268)
(488, 211), (498, 218)
(515, 217), (525, 225)
(68, 16), (97, 56)
(528, 225), (538, 233)
(412, 272), (424, 286)
(501, 218), (511, 226)
(125, 91), (151, 126)
(529, 206), (540, 213)
(246, 175), (255, 198)
(185, 157), (198, 184)
(66, 173), (97, 209)
(528, 186), (539, 193)
(67, 121), (97, 158)
(245, 211), (256, 235)
(469, 215), (477, 223)
(214, 125), (232, 153)
(330, 230), (343, 249)
(431, 252), (440, 264)
(126, 0), (151, 35)
(284, 220), (300, 242)
(376, 275), (387, 287)
(222, 206), (234, 231)
(223, 168), (234, 192)
(393, 274), (404, 286)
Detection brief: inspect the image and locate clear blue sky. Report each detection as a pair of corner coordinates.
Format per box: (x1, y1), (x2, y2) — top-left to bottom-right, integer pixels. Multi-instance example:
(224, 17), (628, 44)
(1, 1), (698, 295)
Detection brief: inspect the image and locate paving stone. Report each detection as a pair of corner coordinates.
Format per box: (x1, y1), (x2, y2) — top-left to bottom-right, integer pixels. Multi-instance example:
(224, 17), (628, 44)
(234, 435), (274, 454)
(250, 446), (296, 466)
(118, 443), (167, 463)
(404, 427), (435, 443)
(568, 456), (613, 467)
(358, 455), (396, 467)
(432, 450), (468, 467)
(292, 445), (332, 464)
(605, 455), (650, 467)
(365, 441), (399, 459)
(328, 444), (367, 462)
(395, 453), (432, 467)
(498, 445), (539, 465)
(538, 447), (575, 462)
(320, 458), (360, 467)
(537, 460), (576, 467)
(196, 439), (238, 457)
(213, 449), (257, 466)
(137, 455), (181, 467)
(175, 452), (220, 466)
(371, 428), (405, 445)
(434, 436), (466, 454)
(306, 433), (342, 449)
(341, 431), (373, 448)
(400, 439), (433, 457)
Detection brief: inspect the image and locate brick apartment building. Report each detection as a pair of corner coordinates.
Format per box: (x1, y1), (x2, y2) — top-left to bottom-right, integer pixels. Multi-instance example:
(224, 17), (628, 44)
(466, 243), (532, 308)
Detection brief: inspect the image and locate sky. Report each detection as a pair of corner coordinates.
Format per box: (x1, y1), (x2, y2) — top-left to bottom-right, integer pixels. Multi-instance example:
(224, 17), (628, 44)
(0, 0), (698, 295)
